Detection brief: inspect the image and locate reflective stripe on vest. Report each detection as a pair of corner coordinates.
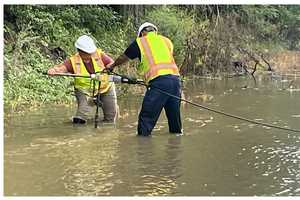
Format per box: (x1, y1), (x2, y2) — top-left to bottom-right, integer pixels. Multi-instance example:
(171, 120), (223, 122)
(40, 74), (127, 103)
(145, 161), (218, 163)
(70, 49), (111, 95)
(137, 32), (179, 82)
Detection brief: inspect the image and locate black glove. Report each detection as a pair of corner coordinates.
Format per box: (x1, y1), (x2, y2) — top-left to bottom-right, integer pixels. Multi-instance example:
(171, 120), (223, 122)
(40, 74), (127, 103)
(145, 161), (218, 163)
(121, 76), (137, 84)
(103, 67), (114, 73)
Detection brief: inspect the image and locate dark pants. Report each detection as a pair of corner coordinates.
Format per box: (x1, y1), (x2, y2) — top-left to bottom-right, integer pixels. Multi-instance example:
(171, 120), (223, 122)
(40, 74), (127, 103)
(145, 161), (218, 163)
(138, 75), (182, 136)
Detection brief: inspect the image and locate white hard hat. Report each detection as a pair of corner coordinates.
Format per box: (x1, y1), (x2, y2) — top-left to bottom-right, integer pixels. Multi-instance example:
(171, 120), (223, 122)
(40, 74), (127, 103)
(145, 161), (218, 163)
(137, 22), (158, 37)
(75, 35), (97, 54)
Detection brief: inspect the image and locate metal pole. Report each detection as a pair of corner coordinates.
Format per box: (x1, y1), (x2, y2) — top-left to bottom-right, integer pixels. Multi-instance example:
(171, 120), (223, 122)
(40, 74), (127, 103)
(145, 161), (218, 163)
(95, 80), (102, 128)
(42, 72), (91, 78)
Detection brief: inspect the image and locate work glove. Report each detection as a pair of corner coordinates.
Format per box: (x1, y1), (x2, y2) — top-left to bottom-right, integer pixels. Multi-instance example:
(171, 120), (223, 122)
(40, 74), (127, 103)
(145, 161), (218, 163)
(103, 66), (114, 74)
(121, 76), (138, 84)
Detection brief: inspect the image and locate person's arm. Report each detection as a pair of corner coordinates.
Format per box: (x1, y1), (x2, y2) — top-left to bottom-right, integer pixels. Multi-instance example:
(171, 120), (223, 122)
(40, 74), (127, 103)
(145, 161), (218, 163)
(47, 59), (73, 75)
(101, 53), (114, 67)
(47, 64), (68, 75)
(107, 54), (130, 70)
(106, 40), (139, 71)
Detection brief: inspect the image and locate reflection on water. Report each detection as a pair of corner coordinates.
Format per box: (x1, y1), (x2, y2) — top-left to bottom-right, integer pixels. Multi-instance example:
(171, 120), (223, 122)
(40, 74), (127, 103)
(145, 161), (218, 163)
(60, 131), (120, 195)
(129, 136), (183, 196)
(4, 75), (300, 196)
(251, 143), (300, 196)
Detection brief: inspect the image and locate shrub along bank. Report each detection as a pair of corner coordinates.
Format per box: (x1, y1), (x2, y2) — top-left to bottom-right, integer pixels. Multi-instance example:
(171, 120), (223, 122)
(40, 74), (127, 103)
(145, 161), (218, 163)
(4, 5), (300, 112)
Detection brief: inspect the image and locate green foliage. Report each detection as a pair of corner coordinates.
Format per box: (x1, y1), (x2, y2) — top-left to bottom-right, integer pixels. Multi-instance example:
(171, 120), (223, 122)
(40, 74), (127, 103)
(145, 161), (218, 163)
(276, 6), (300, 50)
(141, 6), (194, 63)
(238, 5), (280, 41)
(4, 5), (300, 112)
(237, 5), (300, 49)
(95, 17), (134, 55)
(4, 5), (129, 112)
(4, 44), (73, 112)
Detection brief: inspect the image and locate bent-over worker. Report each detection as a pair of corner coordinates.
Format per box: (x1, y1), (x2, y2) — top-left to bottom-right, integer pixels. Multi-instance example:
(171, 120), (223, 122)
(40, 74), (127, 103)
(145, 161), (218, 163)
(48, 35), (117, 124)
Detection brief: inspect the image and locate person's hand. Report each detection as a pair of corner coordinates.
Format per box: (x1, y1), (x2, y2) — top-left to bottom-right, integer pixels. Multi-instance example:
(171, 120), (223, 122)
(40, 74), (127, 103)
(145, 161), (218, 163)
(121, 76), (137, 84)
(47, 68), (57, 76)
(104, 62), (115, 73)
(103, 67), (114, 73)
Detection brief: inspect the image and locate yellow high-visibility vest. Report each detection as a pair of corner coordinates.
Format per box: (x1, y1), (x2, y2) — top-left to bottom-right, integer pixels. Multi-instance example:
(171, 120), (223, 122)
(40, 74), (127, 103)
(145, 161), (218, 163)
(70, 49), (111, 95)
(136, 32), (180, 83)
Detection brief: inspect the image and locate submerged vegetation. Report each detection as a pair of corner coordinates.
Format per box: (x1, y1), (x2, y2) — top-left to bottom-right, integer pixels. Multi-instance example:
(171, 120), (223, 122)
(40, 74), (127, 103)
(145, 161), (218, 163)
(4, 5), (300, 111)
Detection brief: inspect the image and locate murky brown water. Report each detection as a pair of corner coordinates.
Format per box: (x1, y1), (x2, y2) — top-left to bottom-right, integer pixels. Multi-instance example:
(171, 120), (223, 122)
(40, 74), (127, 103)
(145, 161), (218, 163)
(4, 75), (300, 196)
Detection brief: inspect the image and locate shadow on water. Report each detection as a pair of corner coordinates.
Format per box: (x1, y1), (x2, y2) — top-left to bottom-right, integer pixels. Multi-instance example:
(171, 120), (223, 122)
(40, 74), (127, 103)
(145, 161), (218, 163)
(4, 75), (300, 196)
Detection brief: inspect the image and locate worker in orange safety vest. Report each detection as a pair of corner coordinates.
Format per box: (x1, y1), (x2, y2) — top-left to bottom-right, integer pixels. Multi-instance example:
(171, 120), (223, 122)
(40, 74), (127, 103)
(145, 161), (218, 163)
(48, 35), (118, 124)
(106, 22), (182, 136)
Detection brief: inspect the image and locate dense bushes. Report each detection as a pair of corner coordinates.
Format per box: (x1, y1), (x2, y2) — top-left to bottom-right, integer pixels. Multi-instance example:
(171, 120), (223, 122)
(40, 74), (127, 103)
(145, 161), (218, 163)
(4, 5), (300, 112)
(4, 5), (128, 112)
(177, 5), (300, 76)
(141, 6), (194, 64)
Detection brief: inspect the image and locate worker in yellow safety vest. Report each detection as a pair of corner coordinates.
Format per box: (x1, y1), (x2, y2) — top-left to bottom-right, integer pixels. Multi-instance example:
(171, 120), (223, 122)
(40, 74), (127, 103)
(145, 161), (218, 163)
(106, 22), (182, 136)
(48, 35), (118, 124)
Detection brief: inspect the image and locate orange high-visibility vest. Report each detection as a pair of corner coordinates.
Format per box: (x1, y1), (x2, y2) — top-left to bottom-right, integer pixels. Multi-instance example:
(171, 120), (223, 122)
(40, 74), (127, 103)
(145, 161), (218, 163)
(136, 32), (180, 83)
(70, 49), (111, 95)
